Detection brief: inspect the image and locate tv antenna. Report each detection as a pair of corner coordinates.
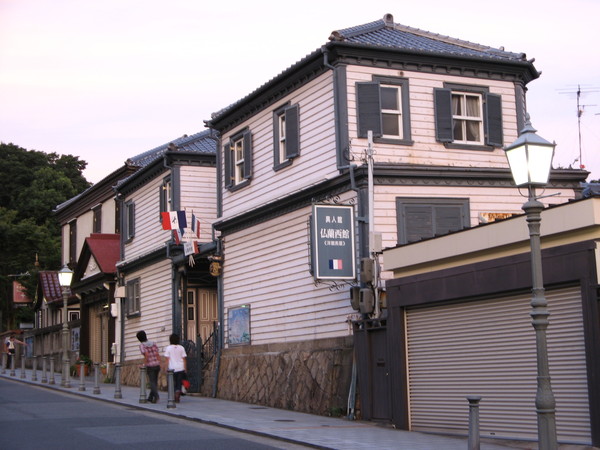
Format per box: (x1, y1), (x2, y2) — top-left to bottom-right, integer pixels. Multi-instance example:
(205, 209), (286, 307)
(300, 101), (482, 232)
(558, 84), (599, 169)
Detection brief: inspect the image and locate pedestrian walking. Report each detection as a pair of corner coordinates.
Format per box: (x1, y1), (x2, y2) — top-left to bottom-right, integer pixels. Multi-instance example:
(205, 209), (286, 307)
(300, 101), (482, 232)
(136, 330), (161, 403)
(5, 335), (26, 369)
(164, 333), (186, 403)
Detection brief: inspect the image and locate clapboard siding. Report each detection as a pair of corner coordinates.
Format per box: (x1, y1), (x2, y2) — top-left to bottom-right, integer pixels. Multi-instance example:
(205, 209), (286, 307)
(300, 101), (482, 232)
(374, 184), (573, 252)
(221, 71), (339, 219)
(346, 66), (518, 168)
(123, 259), (172, 360)
(222, 203), (357, 345)
(179, 165), (217, 243)
(124, 176), (170, 261)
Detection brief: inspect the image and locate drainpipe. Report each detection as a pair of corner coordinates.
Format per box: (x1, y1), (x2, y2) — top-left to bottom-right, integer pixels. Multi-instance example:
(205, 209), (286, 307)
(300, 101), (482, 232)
(212, 238), (224, 398)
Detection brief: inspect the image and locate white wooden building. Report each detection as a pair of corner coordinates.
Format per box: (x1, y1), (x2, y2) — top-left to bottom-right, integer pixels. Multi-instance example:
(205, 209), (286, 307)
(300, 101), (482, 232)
(206, 14), (587, 415)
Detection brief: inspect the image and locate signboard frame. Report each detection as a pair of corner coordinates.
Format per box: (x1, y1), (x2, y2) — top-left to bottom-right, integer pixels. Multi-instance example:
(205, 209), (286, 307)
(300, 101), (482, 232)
(312, 204), (356, 280)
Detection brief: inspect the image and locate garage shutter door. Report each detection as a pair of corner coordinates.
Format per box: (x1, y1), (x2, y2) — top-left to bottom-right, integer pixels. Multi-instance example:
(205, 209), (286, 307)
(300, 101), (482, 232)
(406, 286), (591, 445)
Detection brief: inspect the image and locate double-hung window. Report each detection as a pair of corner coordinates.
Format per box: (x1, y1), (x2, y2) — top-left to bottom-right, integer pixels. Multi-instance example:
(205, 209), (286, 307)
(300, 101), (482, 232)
(396, 198), (470, 245)
(273, 103), (300, 170)
(124, 200), (135, 242)
(126, 278), (140, 316)
(434, 84), (503, 148)
(92, 205), (102, 233)
(356, 76), (412, 144)
(159, 176), (172, 219)
(224, 129), (252, 191)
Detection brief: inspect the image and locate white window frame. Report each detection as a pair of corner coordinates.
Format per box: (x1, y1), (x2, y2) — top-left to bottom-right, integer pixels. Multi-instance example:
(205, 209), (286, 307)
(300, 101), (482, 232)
(232, 137), (244, 185)
(277, 112), (287, 164)
(451, 91), (484, 145)
(380, 84), (403, 139)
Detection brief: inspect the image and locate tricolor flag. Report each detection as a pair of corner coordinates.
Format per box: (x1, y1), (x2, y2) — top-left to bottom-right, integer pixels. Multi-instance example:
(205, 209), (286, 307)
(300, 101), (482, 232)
(172, 229), (183, 245)
(161, 211), (187, 231)
(329, 259), (343, 270)
(191, 213), (201, 238)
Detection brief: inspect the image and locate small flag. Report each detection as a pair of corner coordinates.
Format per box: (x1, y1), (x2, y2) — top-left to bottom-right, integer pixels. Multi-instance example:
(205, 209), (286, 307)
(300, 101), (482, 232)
(161, 211), (187, 231)
(172, 229), (183, 245)
(191, 213), (200, 238)
(329, 259), (343, 270)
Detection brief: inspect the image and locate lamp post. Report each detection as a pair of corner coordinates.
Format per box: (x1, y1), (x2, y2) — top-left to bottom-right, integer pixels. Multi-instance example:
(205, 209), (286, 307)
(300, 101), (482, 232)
(58, 264), (73, 388)
(504, 115), (558, 450)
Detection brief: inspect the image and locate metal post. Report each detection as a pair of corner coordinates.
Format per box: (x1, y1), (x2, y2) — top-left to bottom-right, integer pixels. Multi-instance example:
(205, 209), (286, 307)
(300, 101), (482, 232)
(41, 356), (48, 383)
(61, 286), (71, 388)
(78, 362), (86, 391)
(167, 369), (176, 409)
(20, 355), (26, 378)
(93, 363), (101, 395)
(31, 356), (38, 381)
(139, 366), (147, 403)
(49, 357), (55, 384)
(523, 187), (558, 450)
(1, 352), (6, 374)
(114, 363), (122, 399)
(9, 352), (15, 376)
(467, 396), (482, 450)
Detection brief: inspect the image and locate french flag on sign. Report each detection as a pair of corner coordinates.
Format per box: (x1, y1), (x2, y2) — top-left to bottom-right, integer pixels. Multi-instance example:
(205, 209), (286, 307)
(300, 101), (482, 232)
(329, 259), (343, 270)
(161, 211), (187, 231)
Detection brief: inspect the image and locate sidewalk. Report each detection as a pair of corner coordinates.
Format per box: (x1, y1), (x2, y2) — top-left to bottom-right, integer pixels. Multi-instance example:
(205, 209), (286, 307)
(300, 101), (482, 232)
(0, 367), (535, 449)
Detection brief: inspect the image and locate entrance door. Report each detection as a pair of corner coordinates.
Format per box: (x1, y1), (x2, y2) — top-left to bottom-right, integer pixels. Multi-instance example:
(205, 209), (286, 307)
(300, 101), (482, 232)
(186, 288), (218, 343)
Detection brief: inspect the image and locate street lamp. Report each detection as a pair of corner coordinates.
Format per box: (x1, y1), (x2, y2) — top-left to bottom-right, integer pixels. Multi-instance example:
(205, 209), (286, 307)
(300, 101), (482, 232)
(504, 115), (557, 450)
(58, 264), (73, 388)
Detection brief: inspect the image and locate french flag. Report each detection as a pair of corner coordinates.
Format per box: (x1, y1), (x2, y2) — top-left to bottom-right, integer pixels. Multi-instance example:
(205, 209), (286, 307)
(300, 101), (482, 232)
(172, 229), (183, 245)
(191, 213), (200, 238)
(161, 211), (187, 231)
(329, 259), (343, 270)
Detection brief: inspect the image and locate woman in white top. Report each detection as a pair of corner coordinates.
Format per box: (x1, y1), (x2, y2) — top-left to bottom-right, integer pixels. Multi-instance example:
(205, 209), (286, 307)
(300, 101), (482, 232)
(164, 333), (187, 403)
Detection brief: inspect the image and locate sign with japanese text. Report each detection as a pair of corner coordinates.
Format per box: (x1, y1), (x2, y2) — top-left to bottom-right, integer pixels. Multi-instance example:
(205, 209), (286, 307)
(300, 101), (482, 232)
(312, 204), (356, 280)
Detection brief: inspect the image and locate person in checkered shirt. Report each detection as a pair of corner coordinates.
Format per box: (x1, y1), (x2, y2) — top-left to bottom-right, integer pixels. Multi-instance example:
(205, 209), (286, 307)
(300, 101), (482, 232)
(136, 330), (161, 403)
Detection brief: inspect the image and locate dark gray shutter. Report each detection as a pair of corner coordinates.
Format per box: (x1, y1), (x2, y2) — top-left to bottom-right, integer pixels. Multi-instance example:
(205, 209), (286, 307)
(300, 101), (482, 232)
(485, 93), (503, 146)
(159, 185), (165, 219)
(434, 88), (453, 143)
(242, 130), (252, 180)
(223, 143), (232, 188)
(357, 82), (382, 138)
(404, 205), (434, 243)
(400, 202), (466, 244)
(284, 104), (300, 159)
(434, 205), (464, 236)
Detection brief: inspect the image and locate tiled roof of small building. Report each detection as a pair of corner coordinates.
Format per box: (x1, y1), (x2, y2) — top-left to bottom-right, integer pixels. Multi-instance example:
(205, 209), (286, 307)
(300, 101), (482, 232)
(37, 271), (66, 305)
(85, 234), (120, 274)
(127, 129), (217, 168)
(329, 14), (526, 62)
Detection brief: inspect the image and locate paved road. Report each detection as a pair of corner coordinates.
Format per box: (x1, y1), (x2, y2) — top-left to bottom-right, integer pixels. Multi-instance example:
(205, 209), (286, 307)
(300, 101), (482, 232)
(0, 378), (309, 450)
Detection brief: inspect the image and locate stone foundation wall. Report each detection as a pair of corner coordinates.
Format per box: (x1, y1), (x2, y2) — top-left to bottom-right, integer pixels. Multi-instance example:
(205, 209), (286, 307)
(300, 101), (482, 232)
(201, 336), (354, 416)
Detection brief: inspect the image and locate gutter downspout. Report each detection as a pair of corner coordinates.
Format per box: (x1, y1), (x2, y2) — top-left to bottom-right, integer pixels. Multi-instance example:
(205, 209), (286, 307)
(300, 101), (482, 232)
(212, 238), (224, 398)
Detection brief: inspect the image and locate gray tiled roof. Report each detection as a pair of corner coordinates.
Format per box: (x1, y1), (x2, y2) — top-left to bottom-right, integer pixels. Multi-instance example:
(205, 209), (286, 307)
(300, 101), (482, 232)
(330, 14), (526, 62)
(127, 129), (217, 168)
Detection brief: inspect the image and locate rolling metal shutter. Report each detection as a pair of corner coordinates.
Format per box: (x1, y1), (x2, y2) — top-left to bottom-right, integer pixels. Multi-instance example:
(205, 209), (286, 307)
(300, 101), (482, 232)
(405, 286), (591, 445)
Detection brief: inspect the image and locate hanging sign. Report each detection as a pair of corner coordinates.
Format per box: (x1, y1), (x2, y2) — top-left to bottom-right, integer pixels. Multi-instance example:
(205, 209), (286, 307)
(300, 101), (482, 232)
(312, 204), (356, 280)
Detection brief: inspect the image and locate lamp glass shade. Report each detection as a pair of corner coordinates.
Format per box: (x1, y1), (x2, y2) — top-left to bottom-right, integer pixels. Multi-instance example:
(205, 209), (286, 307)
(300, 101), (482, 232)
(58, 265), (73, 287)
(506, 142), (554, 186)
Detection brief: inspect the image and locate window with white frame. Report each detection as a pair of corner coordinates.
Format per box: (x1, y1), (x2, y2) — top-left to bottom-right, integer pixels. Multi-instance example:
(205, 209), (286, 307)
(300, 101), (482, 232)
(451, 91), (483, 144)
(159, 176), (172, 221)
(273, 103), (300, 170)
(126, 278), (140, 316)
(356, 76), (412, 144)
(224, 129), (252, 191)
(434, 84), (503, 148)
(124, 200), (135, 242)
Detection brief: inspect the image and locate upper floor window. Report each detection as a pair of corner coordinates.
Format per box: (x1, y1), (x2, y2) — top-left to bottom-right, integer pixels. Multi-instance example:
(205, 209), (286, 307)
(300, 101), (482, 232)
(396, 197), (470, 245)
(224, 129), (252, 191)
(92, 204), (102, 233)
(68, 220), (77, 267)
(434, 85), (503, 148)
(124, 200), (135, 242)
(356, 77), (412, 144)
(126, 278), (140, 316)
(159, 176), (172, 220)
(273, 103), (300, 170)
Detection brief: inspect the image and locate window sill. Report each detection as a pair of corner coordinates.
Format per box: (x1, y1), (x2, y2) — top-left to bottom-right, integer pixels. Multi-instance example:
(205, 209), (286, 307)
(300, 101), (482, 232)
(444, 143), (496, 151)
(374, 137), (414, 146)
(227, 180), (251, 192)
(273, 159), (293, 172)
(126, 312), (141, 319)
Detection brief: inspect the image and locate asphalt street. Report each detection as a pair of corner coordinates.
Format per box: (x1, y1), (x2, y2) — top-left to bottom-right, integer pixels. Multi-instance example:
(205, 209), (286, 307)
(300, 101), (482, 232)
(0, 378), (309, 450)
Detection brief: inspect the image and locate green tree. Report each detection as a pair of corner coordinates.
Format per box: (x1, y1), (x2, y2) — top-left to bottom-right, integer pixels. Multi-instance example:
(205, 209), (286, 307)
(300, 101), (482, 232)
(0, 142), (91, 330)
